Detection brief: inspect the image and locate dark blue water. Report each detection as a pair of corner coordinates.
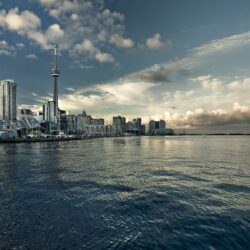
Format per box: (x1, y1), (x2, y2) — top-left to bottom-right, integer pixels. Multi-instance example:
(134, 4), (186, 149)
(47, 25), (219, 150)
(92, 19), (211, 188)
(0, 136), (250, 249)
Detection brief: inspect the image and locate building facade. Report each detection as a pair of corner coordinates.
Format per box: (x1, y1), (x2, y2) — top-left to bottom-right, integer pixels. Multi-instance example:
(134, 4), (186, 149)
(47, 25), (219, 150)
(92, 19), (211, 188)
(0, 79), (17, 120)
(43, 101), (56, 122)
(113, 116), (126, 134)
(149, 119), (168, 135)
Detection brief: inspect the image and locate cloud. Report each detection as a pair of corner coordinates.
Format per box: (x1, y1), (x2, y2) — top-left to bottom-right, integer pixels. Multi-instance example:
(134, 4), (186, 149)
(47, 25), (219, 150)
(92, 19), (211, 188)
(168, 103), (250, 128)
(110, 34), (134, 48)
(16, 42), (25, 48)
(36, 0), (130, 64)
(0, 7), (41, 31)
(133, 66), (171, 83)
(188, 30), (250, 57)
(17, 104), (42, 113)
(146, 33), (165, 49)
(123, 30), (250, 85)
(96, 81), (155, 104)
(39, 0), (93, 18)
(45, 24), (64, 42)
(0, 1), (129, 64)
(0, 40), (8, 47)
(33, 79), (156, 115)
(74, 39), (114, 63)
(26, 54), (38, 60)
(0, 7), (53, 49)
(0, 39), (16, 56)
(74, 39), (96, 55)
(95, 52), (114, 63)
(65, 87), (75, 92)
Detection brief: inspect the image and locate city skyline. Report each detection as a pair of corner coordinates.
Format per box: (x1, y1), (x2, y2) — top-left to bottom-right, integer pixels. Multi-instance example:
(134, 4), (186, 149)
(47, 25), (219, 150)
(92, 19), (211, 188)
(1, 0), (250, 132)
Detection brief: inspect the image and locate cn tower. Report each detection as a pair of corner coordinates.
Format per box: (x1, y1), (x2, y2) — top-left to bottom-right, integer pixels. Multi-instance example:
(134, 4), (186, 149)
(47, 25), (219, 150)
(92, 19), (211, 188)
(51, 41), (60, 119)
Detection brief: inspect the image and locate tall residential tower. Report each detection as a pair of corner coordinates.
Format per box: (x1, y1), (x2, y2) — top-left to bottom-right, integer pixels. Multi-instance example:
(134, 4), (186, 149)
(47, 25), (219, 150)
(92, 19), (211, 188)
(0, 79), (17, 120)
(51, 41), (60, 119)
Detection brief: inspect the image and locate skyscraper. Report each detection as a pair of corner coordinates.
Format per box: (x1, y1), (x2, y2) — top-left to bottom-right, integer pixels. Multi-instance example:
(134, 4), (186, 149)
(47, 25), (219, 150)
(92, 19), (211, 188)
(51, 41), (60, 119)
(113, 116), (126, 134)
(0, 79), (17, 120)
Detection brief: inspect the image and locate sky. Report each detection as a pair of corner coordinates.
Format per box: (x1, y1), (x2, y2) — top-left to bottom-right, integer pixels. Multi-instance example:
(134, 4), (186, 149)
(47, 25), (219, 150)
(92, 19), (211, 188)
(1, 0), (250, 132)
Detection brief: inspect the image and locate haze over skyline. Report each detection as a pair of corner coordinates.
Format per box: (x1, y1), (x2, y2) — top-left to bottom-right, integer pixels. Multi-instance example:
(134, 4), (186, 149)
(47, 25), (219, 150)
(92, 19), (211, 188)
(1, 0), (250, 132)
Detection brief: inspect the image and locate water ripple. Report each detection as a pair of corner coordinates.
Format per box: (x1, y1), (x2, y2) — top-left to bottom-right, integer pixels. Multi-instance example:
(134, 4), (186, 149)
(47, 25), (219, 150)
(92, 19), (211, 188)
(0, 136), (250, 249)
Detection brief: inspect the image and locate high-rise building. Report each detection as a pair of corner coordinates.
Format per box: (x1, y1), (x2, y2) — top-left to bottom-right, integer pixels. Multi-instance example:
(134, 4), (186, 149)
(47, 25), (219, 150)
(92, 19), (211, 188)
(149, 120), (166, 135)
(51, 41), (60, 119)
(92, 118), (105, 126)
(43, 101), (56, 122)
(113, 116), (126, 134)
(0, 79), (17, 120)
(132, 118), (142, 133)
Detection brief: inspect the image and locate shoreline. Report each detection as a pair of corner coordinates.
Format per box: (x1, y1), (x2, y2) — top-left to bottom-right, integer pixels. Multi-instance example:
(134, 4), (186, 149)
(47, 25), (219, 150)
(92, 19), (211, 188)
(1, 133), (250, 144)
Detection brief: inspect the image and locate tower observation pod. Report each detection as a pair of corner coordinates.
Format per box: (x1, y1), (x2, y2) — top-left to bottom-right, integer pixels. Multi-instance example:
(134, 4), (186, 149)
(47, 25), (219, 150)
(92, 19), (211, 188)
(51, 41), (60, 120)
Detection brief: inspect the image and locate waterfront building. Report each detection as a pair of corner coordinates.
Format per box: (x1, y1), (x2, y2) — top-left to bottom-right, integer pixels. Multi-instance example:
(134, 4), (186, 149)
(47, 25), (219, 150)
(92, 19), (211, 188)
(126, 121), (133, 133)
(126, 118), (143, 135)
(83, 124), (116, 136)
(60, 114), (77, 134)
(149, 119), (173, 135)
(40, 121), (58, 134)
(92, 118), (105, 126)
(0, 79), (17, 120)
(76, 110), (105, 134)
(133, 118), (142, 130)
(113, 116), (126, 134)
(77, 111), (92, 133)
(65, 115), (77, 134)
(0, 119), (28, 137)
(132, 118), (142, 134)
(17, 108), (40, 133)
(33, 111), (44, 123)
(141, 124), (146, 135)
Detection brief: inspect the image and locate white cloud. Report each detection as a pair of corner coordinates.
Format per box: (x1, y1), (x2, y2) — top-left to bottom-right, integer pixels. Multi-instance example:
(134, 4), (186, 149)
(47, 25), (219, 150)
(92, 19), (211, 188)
(26, 54), (38, 60)
(0, 8), (51, 50)
(0, 40), (8, 47)
(74, 39), (114, 63)
(34, 78), (155, 115)
(36, 0), (129, 64)
(74, 39), (96, 54)
(0, 8), (41, 31)
(17, 104), (42, 112)
(39, 0), (93, 18)
(146, 33), (165, 49)
(110, 34), (134, 48)
(0, 1), (133, 64)
(95, 52), (114, 63)
(189, 31), (250, 57)
(0, 50), (12, 56)
(0, 39), (15, 56)
(16, 42), (25, 48)
(45, 23), (64, 42)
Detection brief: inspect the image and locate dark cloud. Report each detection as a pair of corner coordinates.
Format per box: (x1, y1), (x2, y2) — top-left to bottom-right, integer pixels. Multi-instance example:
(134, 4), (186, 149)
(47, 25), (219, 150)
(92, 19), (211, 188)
(175, 110), (250, 128)
(130, 62), (193, 84)
(137, 67), (171, 83)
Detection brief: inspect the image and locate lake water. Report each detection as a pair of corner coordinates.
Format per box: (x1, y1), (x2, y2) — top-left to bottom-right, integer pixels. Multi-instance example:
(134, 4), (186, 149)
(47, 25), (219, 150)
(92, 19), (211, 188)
(0, 136), (249, 249)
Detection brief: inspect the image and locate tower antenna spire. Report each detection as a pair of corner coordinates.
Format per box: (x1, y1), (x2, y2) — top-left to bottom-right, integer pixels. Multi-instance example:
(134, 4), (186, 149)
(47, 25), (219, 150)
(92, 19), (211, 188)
(53, 38), (58, 69)
(51, 39), (60, 121)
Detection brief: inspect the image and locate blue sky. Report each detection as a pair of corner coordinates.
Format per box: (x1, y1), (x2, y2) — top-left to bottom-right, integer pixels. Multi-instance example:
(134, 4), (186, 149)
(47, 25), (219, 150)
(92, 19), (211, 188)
(1, 0), (250, 132)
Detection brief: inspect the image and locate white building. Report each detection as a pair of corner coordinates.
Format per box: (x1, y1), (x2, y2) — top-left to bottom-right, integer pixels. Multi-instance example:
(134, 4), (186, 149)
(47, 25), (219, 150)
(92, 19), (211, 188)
(0, 79), (17, 120)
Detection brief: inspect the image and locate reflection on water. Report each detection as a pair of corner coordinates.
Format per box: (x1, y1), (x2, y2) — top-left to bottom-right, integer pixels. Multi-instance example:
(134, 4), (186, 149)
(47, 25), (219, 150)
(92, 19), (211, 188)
(0, 136), (250, 249)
